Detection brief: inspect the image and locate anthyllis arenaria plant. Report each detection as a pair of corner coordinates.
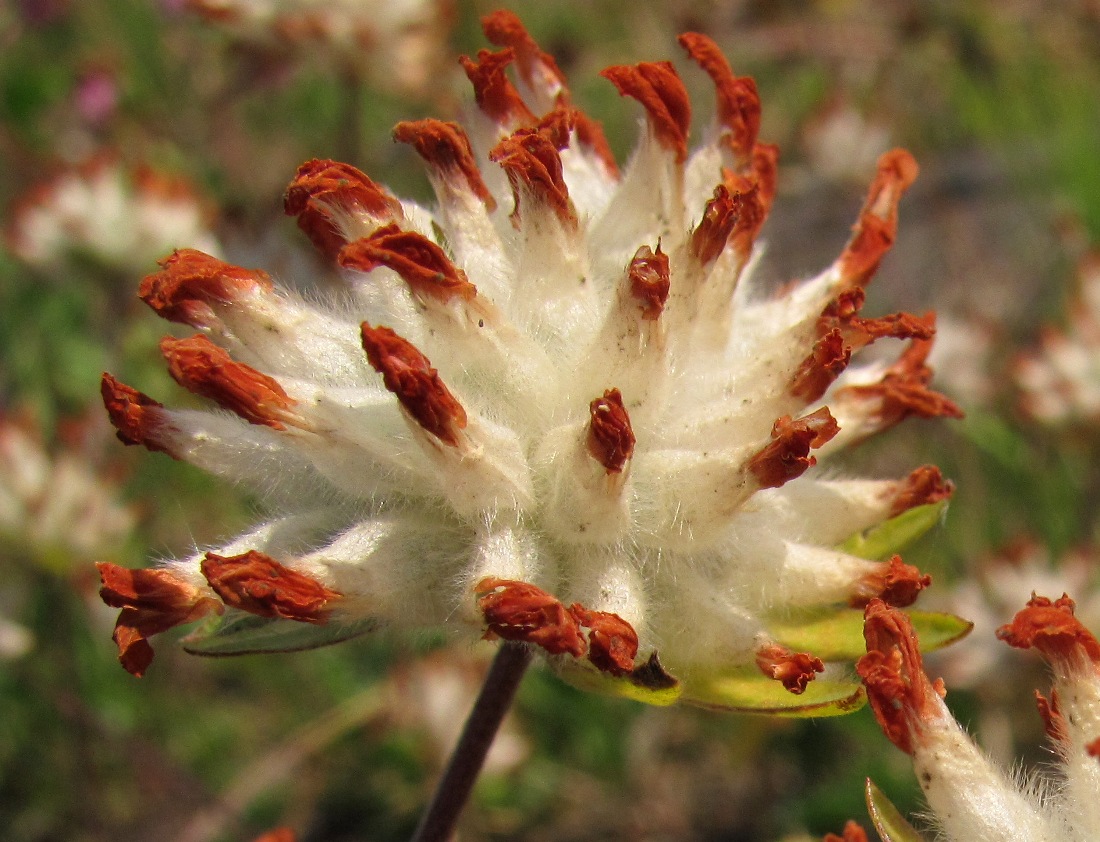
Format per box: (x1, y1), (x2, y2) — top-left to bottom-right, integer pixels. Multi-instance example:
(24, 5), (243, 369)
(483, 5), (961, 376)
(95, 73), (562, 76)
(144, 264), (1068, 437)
(856, 596), (1100, 842)
(96, 12), (966, 713)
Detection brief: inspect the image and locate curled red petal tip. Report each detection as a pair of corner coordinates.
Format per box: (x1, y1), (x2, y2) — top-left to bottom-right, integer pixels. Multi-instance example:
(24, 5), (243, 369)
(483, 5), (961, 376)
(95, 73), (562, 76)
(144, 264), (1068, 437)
(791, 329), (852, 402)
(748, 407), (839, 489)
(480, 9), (567, 93)
(690, 183), (740, 266)
(839, 148), (919, 288)
(570, 605), (639, 676)
(97, 562), (221, 676)
(600, 61), (691, 163)
(392, 119), (495, 211)
(476, 578), (587, 657)
(284, 159), (401, 261)
(822, 820), (870, 842)
(1035, 688), (1067, 744)
(200, 550), (340, 624)
(891, 465), (954, 516)
(627, 243), (670, 320)
(340, 224), (477, 303)
(460, 48), (536, 129)
(139, 249), (272, 327)
(101, 373), (175, 456)
(856, 599), (944, 755)
(996, 593), (1100, 664)
(586, 388), (635, 474)
(489, 127), (575, 227)
(160, 334), (298, 429)
(678, 32), (761, 164)
(755, 643), (824, 694)
(360, 324), (467, 446)
(850, 555), (932, 609)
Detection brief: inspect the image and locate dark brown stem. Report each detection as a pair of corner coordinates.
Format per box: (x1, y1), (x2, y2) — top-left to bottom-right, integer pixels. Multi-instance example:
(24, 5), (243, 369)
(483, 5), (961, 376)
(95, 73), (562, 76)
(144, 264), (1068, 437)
(410, 642), (533, 842)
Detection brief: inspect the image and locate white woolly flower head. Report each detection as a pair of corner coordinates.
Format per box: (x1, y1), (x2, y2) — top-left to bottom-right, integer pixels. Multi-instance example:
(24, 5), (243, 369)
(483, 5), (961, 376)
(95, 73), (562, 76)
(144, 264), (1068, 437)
(858, 596), (1100, 842)
(96, 12), (963, 712)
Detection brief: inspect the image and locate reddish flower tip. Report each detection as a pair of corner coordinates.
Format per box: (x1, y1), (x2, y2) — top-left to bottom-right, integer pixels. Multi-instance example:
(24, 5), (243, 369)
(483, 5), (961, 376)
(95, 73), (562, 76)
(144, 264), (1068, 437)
(748, 407), (839, 489)
(755, 643), (825, 694)
(138, 249), (272, 327)
(628, 243), (671, 320)
(476, 577), (587, 657)
(489, 127), (575, 227)
(840, 148), (920, 288)
(284, 159), (401, 261)
(996, 593), (1100, 664)
(160, 334), (298, 429)
(459, 48), (536, 129)
(690, 183), (740, 266)
(791, 329), (852, 401)
(360, 324), (468, 446)
(891, 465), (954, 516)
(200, 550), (340, 624)
(1035, 688), (1067, 744)
(857, 599), (945, 755)
(851, 555), (932, 609)
(600, 61), (691, 163)
(97, 562), (220, 677)
(569, 605), (640, 676)
(587, 388), (636, 474)
(340, 224), (477, 304)
(101, 373), (174, 456)
(480, 9), (566, 91)
(392, 119), (496, 211)
(677, 32), (761, 163)
(822, 820), (870, 842)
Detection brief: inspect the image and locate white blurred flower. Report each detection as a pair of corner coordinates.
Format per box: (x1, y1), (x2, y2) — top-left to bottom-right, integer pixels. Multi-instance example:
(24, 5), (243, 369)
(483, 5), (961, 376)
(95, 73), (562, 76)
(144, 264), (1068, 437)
(1016, 252), (1100, 423)
(96, 12), (959, 704)
(859, 597), (1100, 842)
(7, 155), (221, 273)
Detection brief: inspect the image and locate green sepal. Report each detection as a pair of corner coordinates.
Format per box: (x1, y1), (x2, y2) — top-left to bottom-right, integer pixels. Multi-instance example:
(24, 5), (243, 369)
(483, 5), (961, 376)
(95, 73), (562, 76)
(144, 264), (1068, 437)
(181, 610), (378, 657)
(865, 778), (926, 842)
(839, 500), (948, 560)
(682, 671), (865, 717)
(770, 609), (973, 662)
(557, 652), (683, 706)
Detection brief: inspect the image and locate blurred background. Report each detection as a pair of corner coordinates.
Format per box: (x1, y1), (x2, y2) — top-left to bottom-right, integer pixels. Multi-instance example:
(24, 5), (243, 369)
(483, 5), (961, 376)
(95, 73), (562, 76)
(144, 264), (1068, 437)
(3, 1), (1100, 840)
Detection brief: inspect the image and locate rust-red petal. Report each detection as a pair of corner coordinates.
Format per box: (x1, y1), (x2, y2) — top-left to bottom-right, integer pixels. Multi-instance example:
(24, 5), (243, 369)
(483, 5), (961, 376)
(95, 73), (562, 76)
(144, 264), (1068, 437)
(791, 329), (852, 402)
(489, 127), (575, 227)
(890, 465), (954, 516)
(586, 388), (635, 474)
(392, 119), (495, 210)
(823, 821), (870, 842)
(850, 555), (932, 609)
(476, 578), (588, 658)
(600, 61), (691, 163)
(1035, 688), (1067, 744)
(97, 562), (221, 677)
(690, 183), (739, 266)
(340, 224), (476, 303)
(628, 243), (670, 320)
(139, 249), (272, 326)
(360, 324), (467, 446)
(481, 9), (567, 92)
(101, 373), (175, 456)
(678, 32), (761, 163)
(996, 593), (1100, 663)
(570, 605), (639, 676)
(748, 407), (840, 489)
(201, 550), (340, 623)
(160, 334), (297, 429)
(755, 643), (824, 694)
(459, 48), (536, 129)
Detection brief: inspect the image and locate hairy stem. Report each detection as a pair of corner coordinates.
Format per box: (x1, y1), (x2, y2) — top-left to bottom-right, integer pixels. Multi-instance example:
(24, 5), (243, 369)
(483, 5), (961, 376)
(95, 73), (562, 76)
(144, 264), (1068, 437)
(410, 641), (533, 842)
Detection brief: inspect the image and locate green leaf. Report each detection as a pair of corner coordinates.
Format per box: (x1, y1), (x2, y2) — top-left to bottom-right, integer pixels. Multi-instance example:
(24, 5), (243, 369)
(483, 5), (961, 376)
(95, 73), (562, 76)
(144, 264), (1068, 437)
(558, 653), (683, 706)
(181, 611), (378, 657)
(771, 609), (973, 661)
(682, 671), (865, 717)
(839, 500), (948, 560)
(866, 779), (926, 842)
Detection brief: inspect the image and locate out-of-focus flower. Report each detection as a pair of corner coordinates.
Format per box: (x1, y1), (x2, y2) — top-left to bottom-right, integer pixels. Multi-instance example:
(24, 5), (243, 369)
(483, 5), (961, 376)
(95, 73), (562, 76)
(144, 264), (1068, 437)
(186, 0), (455, 95)
(6, 155), (221, 273)
(72, 66), (120, 128)
(800, 95), (892, 186)
(1015, 252), (1100, 423)
(857, 597), (1100, 842)
(97, 12), (962, 712)
(0, 414), (135, 565)
(925, 313), (998, 409)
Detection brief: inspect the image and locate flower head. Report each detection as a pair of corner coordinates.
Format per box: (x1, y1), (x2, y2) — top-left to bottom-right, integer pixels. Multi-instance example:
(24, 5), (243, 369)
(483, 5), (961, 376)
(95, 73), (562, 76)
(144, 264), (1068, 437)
(858, 596), (1100, 841)
(97, 13), (960, 708)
